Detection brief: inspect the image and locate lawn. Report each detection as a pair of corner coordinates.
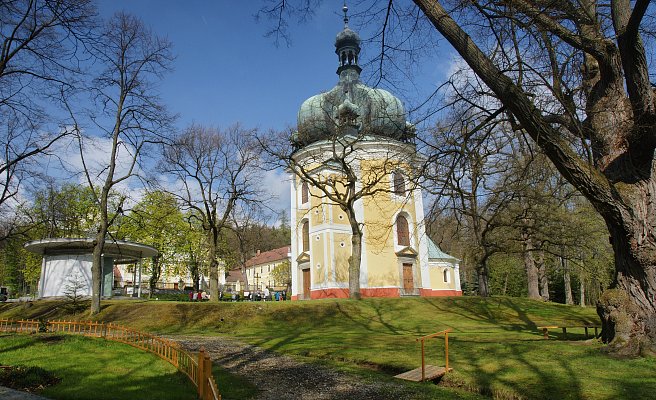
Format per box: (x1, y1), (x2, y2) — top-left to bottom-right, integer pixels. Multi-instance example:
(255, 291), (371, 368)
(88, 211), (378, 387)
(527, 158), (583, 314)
(0, 334), (194, 399)
(0, 334), (258, 400)
(2, 296), (655, 399)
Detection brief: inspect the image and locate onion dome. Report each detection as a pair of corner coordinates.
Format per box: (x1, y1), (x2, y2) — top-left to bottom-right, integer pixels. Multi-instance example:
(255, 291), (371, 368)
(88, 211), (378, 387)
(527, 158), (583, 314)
(293, 5), (414, 148)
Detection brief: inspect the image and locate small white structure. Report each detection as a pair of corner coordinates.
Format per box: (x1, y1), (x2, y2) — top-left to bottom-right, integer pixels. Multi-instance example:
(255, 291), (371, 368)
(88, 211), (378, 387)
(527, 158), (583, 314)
(24, 238), (158, 299)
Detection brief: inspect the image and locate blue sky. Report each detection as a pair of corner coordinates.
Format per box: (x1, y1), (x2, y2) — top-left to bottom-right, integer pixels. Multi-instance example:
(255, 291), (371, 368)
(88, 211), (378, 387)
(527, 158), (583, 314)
(97, 1), (353, 131)
(97, 1), (453, 132)
(90, 1), (455, 219)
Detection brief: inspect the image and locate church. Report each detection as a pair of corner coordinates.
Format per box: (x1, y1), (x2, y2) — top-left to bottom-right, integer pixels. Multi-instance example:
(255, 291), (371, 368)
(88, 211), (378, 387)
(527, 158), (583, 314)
(288, 7), (462, 300)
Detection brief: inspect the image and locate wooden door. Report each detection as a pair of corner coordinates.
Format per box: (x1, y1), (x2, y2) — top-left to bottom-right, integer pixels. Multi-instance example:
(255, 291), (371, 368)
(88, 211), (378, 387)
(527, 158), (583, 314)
(403, 263), (414, 293)
(302, 268), (311, 300)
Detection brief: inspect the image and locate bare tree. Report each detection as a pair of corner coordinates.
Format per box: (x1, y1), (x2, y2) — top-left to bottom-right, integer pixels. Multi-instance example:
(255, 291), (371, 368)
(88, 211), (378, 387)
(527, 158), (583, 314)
(161, 124), (264, 302)
(0, 0), (95, 238)
(424, 106), (521, 296)
(74, 12), (174, 314)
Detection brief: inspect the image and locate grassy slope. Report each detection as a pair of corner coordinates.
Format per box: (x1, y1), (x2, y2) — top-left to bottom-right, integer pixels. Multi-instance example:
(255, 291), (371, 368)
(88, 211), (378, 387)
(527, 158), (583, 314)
(2, 296), (655, 400)
(0, 334), (194, 400)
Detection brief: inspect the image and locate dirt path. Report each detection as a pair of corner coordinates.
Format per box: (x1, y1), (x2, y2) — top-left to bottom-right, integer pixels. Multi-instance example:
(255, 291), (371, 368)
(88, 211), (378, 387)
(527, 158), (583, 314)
(172, 336), (417, 400)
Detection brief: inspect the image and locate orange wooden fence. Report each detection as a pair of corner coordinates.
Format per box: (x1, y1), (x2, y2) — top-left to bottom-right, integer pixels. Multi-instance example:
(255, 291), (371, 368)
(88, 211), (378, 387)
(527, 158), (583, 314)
(0, 319), (220, 400)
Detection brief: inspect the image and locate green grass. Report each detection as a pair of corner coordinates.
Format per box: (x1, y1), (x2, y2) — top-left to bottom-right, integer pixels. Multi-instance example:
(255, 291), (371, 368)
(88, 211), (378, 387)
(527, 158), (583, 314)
(0, 334), (258, 400)
(0, 334), (193, 399)
(2, 296), (655, 399)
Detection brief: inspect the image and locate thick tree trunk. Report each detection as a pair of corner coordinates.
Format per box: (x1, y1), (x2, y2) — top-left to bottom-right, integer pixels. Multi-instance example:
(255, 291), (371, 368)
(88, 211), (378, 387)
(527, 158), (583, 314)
(522, 231), (541, 299)
(90, 232), (105, 314)
(90, 194), (109, 315)
(580, 276), (586, 307)
(537, 250), (549, 301)
(208, 230), (220, 303)
(562, 252), (574, 305)
(348, 209), (362, 300)
(598, 213), (656, 355)
(477, 263), (490, 297)
(149, 255), (161, 299)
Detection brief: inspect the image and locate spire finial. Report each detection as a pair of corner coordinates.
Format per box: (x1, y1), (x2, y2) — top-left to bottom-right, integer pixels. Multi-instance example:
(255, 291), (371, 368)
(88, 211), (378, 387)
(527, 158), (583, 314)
(343, 2), (349, 27)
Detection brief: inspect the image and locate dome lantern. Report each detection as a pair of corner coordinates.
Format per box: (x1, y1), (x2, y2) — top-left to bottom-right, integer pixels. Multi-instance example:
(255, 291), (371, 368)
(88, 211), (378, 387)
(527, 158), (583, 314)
(335, 4), (361, 76)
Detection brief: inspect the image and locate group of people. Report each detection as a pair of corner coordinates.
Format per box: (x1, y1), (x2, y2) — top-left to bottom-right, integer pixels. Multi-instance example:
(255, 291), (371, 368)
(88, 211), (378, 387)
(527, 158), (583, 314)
(186, 288), (287, 302)
(188, 290), (209, 301)
(243, 287), (286, 301)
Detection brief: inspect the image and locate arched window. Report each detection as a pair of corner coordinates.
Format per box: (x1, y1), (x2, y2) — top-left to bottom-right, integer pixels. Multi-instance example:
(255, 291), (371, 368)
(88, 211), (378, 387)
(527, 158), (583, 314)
(443, 269), (449, 283)
(396, 215), (410, 246)
(301, 182), (309, 204)
(393, 171), (405, 196)
(302, 221), (309, 252)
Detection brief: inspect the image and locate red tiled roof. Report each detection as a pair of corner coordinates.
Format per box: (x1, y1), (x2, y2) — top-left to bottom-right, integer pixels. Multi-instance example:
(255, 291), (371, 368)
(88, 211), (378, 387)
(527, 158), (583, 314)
(244, 245), (291, 268)
(226, 268), (245, 283)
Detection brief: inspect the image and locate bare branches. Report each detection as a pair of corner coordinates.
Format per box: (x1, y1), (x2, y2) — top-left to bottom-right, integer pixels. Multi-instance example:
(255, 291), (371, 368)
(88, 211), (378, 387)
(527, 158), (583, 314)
(160, 124), (266, 301)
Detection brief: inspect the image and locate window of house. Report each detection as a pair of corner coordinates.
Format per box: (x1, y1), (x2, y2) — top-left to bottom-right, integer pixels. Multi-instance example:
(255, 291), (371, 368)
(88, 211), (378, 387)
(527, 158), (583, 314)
(443, 269), (450, 283)
(396, 215), (410, 246)
(393, 171), (405, 196)
(301, 182), (309, 204)
(302, 220), (309, 252)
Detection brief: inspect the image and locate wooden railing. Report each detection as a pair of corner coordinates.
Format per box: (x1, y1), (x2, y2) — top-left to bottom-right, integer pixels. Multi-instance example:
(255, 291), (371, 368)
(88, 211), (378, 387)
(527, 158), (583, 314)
(0, 319), (220, 400)
(417, 329), (451, 382)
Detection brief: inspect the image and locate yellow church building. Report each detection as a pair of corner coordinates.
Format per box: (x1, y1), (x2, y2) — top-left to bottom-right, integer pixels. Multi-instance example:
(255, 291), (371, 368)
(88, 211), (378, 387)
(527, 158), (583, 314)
(289, 7), (461, 300)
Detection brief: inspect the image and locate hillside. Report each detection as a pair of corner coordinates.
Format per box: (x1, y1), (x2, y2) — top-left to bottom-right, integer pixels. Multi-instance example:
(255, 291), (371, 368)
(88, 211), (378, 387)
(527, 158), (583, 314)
(2, 297), (654, 399)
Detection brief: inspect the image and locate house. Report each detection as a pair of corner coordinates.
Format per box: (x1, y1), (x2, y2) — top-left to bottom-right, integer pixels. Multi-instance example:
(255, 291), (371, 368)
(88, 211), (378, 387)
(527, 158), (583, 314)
(224, 268), (245, 293)
(243, 246), (291, 292)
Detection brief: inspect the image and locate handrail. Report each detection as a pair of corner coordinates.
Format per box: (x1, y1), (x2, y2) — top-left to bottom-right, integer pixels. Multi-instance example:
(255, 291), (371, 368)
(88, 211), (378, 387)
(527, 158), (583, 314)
(0, 319), (220, 400)
(416, 329), (451, 382)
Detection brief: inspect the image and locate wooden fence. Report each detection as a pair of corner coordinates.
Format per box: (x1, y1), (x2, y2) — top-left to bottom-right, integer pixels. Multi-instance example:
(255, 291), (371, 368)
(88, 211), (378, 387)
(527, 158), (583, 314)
(0, 319), (220, 400)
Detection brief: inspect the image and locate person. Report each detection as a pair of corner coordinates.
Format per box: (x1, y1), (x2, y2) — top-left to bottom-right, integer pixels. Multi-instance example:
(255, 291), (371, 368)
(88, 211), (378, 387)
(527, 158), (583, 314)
(263, 287), (270, 301)
(189, 291), (194, 302)
(196, 291), (202, 301)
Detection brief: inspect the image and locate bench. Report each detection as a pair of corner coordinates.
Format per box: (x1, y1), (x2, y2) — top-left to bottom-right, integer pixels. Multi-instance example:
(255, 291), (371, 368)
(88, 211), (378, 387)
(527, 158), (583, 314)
(538, 325), (600, 339)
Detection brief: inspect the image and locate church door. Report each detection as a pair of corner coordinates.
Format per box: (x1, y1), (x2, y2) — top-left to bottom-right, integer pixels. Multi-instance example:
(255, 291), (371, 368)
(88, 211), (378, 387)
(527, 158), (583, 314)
(403, 263), (414, 293)
(302, 268), (311, 299)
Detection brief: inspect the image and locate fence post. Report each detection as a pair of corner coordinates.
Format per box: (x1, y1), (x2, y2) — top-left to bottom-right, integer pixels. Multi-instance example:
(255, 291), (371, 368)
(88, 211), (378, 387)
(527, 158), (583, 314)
(203, 353), (212, 399)
(420, 338), (425, 382)
(444, 331), (449, 373)
(198, 347), (206, 398)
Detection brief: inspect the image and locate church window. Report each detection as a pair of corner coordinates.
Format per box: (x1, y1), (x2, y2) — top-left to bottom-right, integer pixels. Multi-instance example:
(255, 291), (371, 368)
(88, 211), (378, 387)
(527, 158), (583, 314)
(393, 171), (405, 196)
(396, 215), (410, 246)
(443, 269), (450, 283)
(302, 221), (309, 252)
(301, 182), (309, 204)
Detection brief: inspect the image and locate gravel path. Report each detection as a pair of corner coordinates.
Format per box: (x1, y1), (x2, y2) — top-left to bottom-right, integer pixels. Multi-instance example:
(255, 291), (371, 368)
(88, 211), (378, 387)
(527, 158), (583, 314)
(172, 336), (417, 400)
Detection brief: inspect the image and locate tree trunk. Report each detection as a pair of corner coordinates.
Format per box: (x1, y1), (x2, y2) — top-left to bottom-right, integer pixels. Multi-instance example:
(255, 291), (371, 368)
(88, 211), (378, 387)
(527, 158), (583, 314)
(348, 208), (362, 300)
(477, 262), (490, 297)
(580, 276), (586, 307)
(598, 219), (656, 355)
(149, 255), (161, 299)
(522, 231), (541, 299)
(90, 193), (109, 315)
(537, 250), (549, 301)
(562, 252), (574, 305)
(90, 232), (105, 314)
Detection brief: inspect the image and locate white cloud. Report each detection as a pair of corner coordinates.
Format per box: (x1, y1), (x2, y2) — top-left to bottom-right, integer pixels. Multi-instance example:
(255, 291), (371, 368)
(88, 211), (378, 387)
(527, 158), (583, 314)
(262, 168), (291, 222)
